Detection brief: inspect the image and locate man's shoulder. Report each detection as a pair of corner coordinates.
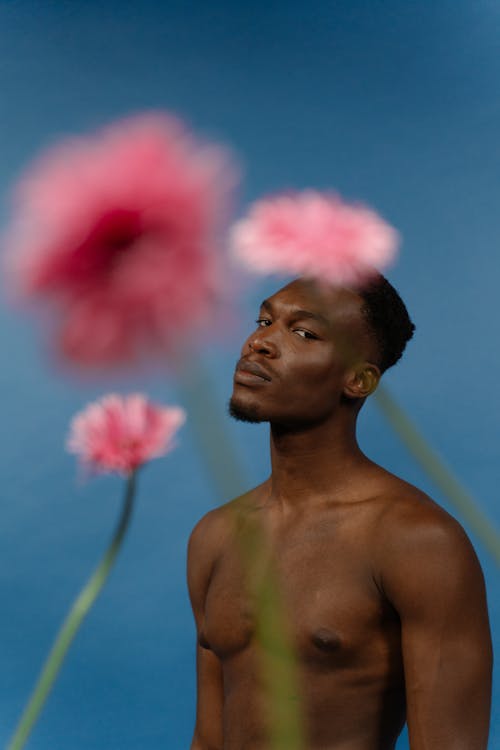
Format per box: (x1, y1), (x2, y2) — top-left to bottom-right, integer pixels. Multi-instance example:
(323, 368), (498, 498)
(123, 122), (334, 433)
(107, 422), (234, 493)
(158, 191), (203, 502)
(188, 483), (266, 561)
(370, 471), (482, 595)
(374, 471), (470, 549)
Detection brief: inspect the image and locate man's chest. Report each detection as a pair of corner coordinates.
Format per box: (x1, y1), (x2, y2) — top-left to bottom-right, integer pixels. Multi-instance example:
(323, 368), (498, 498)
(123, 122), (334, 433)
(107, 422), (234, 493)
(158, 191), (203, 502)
(200, 518), (394, 666)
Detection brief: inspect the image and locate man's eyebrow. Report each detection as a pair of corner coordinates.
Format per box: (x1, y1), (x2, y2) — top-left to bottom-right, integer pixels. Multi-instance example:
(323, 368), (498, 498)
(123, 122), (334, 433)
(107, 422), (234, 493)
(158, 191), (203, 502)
(259, 299), (330, 327)
(291, 309), (330, 327)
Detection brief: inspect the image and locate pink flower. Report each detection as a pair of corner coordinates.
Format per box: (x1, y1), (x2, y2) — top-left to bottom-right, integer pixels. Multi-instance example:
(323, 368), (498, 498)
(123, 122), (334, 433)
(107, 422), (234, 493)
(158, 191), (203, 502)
(3, 113), (236, 366)
(67, 394), (186, 475)
(229, 190), (399, 286)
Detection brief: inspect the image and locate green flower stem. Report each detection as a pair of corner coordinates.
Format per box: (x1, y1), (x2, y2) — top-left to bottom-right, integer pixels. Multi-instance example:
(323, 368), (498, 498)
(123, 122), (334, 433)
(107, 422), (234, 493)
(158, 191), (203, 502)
(7, 471), (137, 750)
(173, 354), (304, 748)
(173, 354), (246, 501)
(238, 508), (305, 750)
(375, 384), (500, 566)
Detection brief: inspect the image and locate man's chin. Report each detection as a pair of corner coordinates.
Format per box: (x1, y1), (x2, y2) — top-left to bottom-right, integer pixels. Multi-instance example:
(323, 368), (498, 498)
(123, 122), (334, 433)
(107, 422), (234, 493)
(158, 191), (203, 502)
(228, 397), (266, 424)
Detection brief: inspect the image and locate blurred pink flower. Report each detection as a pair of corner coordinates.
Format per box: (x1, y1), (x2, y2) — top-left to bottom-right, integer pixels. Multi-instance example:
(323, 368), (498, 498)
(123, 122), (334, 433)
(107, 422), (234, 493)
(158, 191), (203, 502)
(67, 394), (186, 475)
(229, 190), (399, 285)
(3, 113), (236, 366)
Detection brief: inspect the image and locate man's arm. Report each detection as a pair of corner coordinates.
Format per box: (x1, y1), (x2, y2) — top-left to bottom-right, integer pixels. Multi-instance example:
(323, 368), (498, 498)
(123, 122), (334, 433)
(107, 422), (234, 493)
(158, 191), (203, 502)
(187, 510), (225, 750)
(378, 499), (493, 750)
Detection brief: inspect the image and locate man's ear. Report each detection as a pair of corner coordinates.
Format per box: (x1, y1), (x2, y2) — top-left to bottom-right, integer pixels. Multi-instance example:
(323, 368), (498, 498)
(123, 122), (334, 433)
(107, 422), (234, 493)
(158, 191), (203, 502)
(343, 363), (381, 400)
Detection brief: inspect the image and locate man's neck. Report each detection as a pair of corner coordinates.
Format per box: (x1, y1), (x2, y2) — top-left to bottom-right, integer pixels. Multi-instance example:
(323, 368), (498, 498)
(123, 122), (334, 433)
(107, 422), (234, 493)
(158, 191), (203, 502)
(267, 412), (370, 512)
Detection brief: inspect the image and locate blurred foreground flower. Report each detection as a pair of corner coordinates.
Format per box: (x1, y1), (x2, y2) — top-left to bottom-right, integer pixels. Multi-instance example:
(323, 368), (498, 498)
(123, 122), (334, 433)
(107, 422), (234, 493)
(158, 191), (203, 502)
(7, 395), (185, 750)
(3, 113), (236, 366)
(230, 190), (398, 285)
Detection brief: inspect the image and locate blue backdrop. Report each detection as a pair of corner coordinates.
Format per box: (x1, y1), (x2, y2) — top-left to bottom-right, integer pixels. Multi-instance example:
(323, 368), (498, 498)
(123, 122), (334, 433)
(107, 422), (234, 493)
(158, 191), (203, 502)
(0, 2), (498, 748)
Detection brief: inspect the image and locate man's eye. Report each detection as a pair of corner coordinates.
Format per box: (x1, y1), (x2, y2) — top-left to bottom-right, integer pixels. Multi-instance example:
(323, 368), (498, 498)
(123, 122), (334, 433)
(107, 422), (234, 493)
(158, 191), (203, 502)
(294, 329), (318, 340)
(255, 318), (271, 327)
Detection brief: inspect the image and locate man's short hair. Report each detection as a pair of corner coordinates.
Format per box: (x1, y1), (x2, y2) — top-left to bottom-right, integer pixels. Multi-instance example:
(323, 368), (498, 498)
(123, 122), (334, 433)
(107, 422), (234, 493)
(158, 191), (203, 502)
(358, 274), (415, 373)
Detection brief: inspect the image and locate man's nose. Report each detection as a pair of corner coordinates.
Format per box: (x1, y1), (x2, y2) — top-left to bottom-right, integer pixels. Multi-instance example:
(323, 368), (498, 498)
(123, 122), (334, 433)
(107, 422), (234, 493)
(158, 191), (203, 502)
(246, 329), (279, 357)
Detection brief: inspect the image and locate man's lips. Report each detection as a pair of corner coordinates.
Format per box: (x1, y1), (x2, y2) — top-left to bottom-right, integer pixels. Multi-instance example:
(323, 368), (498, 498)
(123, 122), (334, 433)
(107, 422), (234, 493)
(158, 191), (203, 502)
(235, 359), (272, 382)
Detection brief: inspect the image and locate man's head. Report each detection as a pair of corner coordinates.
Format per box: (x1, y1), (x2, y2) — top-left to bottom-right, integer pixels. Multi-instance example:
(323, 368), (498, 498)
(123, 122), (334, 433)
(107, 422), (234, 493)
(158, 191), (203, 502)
(229, 275), (414, 427)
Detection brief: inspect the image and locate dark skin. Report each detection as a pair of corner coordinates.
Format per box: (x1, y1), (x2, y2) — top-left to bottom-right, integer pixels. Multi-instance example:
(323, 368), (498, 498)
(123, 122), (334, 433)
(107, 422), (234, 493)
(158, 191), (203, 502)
(188, 279), (492, 750)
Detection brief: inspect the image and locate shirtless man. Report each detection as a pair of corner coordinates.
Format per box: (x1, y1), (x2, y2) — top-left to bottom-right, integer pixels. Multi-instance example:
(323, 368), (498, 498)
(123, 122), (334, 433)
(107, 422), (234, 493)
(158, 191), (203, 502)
(188, 275), (492, 750)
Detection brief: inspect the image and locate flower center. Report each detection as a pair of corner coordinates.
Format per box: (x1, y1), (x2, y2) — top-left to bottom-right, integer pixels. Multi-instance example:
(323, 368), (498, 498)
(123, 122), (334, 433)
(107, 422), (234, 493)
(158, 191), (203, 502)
(70, 209), (144, 281)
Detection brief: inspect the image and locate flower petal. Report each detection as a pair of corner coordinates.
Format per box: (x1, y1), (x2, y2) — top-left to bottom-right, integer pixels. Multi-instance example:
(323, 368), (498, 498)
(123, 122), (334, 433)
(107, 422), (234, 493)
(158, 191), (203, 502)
(66, 394), (186, 475)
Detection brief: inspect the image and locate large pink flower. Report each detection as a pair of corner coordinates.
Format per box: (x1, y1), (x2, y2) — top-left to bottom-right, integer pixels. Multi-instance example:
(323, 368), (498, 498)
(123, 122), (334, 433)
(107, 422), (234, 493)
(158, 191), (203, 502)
(3, 113), (236, 366)
(67, 394), (185, 475)
(229, 190), (399, 285)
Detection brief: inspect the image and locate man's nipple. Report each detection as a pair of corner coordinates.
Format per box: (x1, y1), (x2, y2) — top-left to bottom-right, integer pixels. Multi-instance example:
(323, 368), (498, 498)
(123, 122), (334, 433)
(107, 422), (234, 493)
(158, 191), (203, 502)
(311, 627), (342, 653)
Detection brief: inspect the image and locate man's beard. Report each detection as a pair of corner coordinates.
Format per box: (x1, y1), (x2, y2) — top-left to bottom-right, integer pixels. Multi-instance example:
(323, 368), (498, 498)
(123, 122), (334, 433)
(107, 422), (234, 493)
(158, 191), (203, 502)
(227, 397), (266, 424)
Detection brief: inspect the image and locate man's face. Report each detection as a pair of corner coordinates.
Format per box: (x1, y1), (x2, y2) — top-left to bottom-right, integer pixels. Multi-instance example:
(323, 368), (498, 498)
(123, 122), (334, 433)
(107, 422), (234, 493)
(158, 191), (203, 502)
(229, 278), (376, 426)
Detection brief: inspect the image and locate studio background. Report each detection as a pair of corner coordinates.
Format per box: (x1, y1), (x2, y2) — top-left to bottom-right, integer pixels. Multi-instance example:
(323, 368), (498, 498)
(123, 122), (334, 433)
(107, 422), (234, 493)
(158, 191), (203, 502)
(0, 2), (498, 748)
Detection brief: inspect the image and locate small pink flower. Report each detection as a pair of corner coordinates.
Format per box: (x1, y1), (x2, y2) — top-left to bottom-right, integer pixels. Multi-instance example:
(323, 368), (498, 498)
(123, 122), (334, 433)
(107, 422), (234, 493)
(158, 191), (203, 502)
(229, 190), (399, 285)
(3, 113), (236, 366)
(67, 394), (186, 475)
